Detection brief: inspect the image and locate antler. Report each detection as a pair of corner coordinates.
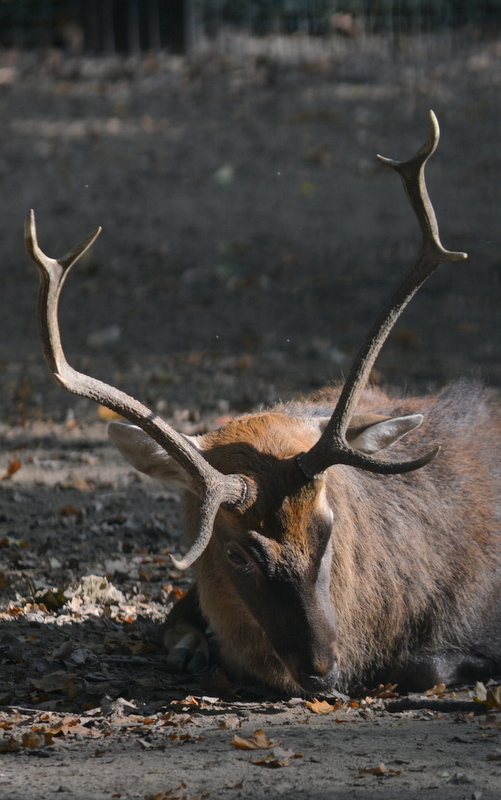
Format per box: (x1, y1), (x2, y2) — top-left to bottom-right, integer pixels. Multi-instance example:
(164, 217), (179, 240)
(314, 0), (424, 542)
(25, 210), (251, 569)
(297, 111), (467, 481)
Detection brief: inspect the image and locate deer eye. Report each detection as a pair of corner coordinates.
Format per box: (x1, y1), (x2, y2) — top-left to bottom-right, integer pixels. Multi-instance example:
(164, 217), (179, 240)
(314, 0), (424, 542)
(226, 546), (252, 571)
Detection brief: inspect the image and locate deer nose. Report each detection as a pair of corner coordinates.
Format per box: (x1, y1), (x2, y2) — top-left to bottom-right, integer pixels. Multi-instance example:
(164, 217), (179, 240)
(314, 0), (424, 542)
(298, 663), (339, 694)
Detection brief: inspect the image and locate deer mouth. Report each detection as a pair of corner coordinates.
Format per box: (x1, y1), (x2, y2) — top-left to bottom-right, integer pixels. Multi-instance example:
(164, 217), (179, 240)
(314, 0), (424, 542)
(278, 654), (339, 694)
(295, 664), (339, 694)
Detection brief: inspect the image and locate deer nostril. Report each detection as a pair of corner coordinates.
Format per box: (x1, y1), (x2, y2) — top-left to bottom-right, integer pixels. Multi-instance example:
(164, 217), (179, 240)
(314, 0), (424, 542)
(298, 663), (339, 694)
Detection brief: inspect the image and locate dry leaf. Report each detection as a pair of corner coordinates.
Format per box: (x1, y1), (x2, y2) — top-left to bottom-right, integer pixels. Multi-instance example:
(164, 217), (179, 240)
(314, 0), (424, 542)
(305, 698), (339, 714)
(229, 729), (278, 750)
(22, 731), (54, 749)
(98, 405), (123, 421)
(145, 783), (208, 800)
(0, 458), (21, 481)
(251, 745), (303, 768)
(178, 696), (199, 707)
(486, 687), (501, 708)
(157, 712), (193, 728)
(251, 755), (289, 768)
(70, 477), (95, 491)
(472, 681), (487, 703)
(33, 716), (103, 738)
(368, 683), (399, 699)
(168, 733), (203, 744)
(357, 762), (401, 777)
(139, 738), (157, 750)
(218, 716), (240, 730)
(0, 737), (20, 752)
(425, 683), (446, 696)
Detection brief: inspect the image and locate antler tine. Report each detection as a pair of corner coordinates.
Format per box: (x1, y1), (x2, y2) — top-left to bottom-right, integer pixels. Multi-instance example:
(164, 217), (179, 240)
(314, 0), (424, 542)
(297, 111), (467, 481)
(25, 210), (250, 570)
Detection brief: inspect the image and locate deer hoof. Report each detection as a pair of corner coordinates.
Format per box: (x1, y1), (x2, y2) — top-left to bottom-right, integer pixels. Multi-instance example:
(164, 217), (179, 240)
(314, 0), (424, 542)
(160, 620), (209, 674)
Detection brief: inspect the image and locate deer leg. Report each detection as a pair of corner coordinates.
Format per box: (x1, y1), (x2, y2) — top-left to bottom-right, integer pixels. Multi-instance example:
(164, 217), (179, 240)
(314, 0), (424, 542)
(158, 585), (210, 674)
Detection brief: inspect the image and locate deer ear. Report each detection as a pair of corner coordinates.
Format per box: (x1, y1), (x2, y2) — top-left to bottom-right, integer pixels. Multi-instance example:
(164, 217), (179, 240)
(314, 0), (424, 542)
(108, 421), (199, 491)
(346, 413), (424, 454)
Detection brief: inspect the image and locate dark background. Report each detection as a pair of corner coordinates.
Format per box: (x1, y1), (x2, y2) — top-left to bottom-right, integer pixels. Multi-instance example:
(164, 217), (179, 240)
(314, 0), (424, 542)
(0, 1), (499, 424)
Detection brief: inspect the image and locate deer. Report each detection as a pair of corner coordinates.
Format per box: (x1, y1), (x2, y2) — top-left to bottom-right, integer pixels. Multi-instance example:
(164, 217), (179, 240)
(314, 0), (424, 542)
(26, 111), (501, 695)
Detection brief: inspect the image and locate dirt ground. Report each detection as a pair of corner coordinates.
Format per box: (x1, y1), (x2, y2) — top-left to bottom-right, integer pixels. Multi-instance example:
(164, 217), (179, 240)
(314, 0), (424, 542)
(0, 31), (501, 800)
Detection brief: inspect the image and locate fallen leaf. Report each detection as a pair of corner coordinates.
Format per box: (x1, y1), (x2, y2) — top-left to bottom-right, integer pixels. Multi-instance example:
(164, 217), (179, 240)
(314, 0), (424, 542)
(229, 729), (279, 750)
(251, 755), (289, 767)
(138, 738), (158, 750)
(368, 683), (399, 699)
(0, 458), (21, 481)
(70, 477), (95, 491)
(22, 731), (54, 749)
(486, 686), (501, 708)
(157, 712), (193, 728)
(98, 405), (123, 421)
(179, 695), (199, 707)
(472, 682), (488, 702)
(145, 783), (208, 800)
(168, 733), (203, 744)
(357, 762), (401, 777)
(0, 737), (20, 752)
(218, 716), (240, 730)
(426, 683), (446, 696)
(305, 698), (339, 714)
(251, 745), (303, 767)
(32, 716), (103, 738)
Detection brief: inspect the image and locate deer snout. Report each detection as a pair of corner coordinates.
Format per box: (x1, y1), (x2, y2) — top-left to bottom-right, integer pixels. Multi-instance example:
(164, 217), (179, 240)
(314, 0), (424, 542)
(283, 651), (339, 694)
(297, 661), (339, 694)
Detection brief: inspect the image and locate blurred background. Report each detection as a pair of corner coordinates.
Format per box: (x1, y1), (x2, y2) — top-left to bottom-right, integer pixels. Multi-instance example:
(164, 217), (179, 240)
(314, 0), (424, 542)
(0, 0), (500, 425)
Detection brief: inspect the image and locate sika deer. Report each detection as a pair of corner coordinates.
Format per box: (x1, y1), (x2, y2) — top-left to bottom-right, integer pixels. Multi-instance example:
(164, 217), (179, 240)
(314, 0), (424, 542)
(26, 112), (501, 693)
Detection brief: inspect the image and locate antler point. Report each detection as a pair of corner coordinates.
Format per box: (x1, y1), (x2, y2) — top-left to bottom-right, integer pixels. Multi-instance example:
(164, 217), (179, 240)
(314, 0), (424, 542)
(169, 553), (190, 570)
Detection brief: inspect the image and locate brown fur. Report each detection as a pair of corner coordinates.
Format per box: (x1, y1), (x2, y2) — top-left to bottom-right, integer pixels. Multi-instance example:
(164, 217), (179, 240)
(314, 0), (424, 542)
(177, 379), (501, 691)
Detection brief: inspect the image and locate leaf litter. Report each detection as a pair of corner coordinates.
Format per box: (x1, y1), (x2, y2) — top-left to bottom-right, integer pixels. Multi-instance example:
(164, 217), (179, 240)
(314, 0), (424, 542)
(356, 762), (402, 778)
(229, 728), (303, 767)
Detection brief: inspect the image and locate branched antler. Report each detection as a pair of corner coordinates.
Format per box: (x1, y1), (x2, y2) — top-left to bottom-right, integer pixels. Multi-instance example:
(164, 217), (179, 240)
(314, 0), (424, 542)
(25, 210), (250, 569)
(297, 111), (467, 480)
